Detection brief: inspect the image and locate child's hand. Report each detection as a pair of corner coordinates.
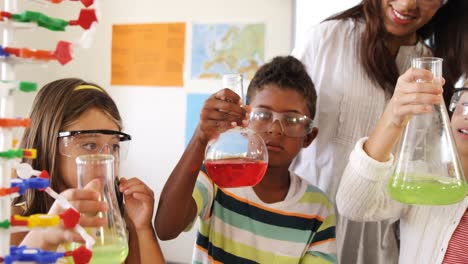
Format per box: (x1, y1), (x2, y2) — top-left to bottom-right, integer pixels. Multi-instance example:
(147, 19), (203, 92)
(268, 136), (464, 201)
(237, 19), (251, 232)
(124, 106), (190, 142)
(49, 179), (108, 226)
(38, 179), (107, 249)
(196, 88), (248, 145)
(386, 68), (444, 128)
(119, 177), (155, 231)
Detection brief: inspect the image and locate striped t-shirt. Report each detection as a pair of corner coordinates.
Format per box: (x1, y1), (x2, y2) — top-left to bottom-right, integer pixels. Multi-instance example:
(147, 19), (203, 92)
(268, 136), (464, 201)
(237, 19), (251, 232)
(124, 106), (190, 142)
(190, 167), (336, 264)
(443, 208), (468, 264)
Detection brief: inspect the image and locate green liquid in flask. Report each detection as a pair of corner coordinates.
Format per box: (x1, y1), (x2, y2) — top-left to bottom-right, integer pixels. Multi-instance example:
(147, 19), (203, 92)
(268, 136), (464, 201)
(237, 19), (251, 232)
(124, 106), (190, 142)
(69, 237), (128, 264)
(388, 173), (467, 205)
(90, 238), (128, 264)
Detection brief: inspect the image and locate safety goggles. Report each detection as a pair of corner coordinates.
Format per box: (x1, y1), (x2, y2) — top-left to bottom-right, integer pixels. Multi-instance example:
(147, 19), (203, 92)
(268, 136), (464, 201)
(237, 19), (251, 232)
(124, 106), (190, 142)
(248, 107), (313, 137)
(57, 129), (131, 160)
(449, 88), (468, 116)
(409, 0), (447, 10)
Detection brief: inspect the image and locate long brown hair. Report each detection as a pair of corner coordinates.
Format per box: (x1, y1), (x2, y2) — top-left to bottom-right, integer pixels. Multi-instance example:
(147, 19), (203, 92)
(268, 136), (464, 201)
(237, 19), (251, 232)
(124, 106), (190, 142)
(328, 0), (467, 105)
(14, 78), (122, 215)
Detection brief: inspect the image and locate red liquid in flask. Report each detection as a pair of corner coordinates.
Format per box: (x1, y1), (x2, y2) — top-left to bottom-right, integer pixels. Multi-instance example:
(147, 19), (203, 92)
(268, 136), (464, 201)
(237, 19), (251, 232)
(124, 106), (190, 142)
(205, 158), (268, 188)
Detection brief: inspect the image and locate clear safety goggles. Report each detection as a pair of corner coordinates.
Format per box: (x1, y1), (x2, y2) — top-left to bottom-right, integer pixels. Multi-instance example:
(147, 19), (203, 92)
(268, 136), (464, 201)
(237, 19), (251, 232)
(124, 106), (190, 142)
(417, 0), (447, 7)
(58, 129), (131, 160)
(248, 107), (313, 137)
(449, 88), (468, 116)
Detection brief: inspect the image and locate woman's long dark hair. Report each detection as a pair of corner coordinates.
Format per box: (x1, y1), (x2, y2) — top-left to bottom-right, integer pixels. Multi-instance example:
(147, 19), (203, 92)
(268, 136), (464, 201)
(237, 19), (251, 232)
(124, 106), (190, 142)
(328, 0), (467, 105)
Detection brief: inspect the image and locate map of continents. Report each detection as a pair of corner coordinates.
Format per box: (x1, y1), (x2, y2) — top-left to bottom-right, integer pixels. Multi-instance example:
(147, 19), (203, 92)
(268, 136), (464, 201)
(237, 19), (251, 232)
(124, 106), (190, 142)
(190, 23), (265, 80)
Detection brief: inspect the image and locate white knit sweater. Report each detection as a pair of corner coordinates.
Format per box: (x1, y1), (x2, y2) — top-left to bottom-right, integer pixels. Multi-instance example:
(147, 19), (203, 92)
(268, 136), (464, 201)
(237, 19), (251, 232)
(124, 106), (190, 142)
(337, 137), (468, 264)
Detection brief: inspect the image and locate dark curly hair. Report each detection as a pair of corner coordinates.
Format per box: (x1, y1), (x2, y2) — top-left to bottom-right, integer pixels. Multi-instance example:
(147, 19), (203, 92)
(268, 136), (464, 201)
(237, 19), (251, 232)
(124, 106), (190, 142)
(246, 56), (317, 119)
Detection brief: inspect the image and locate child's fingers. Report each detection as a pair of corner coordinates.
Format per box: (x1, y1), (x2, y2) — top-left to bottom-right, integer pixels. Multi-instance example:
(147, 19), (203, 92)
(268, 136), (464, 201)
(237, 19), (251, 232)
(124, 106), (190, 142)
(62, 230), (85, 244)
(201, 101), (245, 123)
(79, 215), (107, 227)
(119, 177), (151, 190)
(70, 200), (108, 214)
(199, 104), (246, 131)
(121, 184), (154, 197)
(203, 108), (245, 122)
(211, 99), (245, 116)
(39, 228), (76, 247)
(61, 188), (100, 201)
(201, 119), (236, 132)
(206, 90), (245, 112)
(119, 177), (143, 187)
(83, 178), (103, 192)
(242, 105), (252, 115)
(131, 192), (154, 204)
(214, 88), (242, 104)
(50, 189), (104, 216)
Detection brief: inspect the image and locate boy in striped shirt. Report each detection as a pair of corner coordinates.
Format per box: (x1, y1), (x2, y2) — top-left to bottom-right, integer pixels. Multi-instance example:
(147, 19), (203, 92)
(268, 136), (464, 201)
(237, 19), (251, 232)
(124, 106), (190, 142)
(155, 56), (336, 263)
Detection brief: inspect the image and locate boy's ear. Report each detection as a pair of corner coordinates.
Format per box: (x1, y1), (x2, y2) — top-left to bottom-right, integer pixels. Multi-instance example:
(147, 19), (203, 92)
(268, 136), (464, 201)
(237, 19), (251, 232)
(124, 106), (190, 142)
(303, 127), (318, 148)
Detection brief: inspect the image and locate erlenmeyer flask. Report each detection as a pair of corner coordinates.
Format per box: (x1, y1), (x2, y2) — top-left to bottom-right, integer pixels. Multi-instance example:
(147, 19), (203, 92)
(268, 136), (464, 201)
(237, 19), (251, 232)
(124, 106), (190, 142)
(75, 154), (129, 263)
(204, 74), (268, 188)
(388, 57), (467, 205)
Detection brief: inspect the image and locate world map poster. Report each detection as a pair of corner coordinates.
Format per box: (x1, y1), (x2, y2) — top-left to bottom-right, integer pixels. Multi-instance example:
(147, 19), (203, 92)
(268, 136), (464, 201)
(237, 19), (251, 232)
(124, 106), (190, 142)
(190, 23), (265, 80)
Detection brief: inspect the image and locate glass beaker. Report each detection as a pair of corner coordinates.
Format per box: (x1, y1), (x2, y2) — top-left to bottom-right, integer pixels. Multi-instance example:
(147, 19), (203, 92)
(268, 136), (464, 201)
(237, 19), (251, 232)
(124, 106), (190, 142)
(204, 74), (268, 188)
(388, 57), (467, 205)
(75, 154), (129, 263)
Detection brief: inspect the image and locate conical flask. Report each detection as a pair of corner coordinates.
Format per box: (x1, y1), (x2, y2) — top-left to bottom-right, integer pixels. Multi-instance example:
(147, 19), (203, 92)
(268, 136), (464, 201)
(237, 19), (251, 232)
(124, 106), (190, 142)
(204, 74), (268, 188)
(75, 154), (129, 263)
(388, 57), (467, 205)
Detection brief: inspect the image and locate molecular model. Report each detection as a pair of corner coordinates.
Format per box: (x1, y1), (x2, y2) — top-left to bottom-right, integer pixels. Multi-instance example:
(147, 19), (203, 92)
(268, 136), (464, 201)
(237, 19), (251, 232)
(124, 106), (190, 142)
(1, 0), (99, 263)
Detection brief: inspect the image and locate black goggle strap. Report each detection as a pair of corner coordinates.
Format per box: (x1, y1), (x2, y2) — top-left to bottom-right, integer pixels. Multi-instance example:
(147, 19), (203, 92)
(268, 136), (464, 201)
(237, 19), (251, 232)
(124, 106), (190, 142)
(57, 129), (132, 142)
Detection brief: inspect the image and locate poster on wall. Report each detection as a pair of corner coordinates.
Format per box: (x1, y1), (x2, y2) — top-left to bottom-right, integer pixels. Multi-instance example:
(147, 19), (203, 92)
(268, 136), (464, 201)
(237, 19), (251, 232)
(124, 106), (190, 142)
(185, 93), (211, 145)
(190, 23), (265, 80)
(111, 23), (186, 87)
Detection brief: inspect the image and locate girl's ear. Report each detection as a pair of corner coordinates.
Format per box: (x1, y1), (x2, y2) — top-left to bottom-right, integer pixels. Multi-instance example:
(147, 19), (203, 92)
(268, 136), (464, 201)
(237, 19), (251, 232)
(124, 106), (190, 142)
(303, 127), (318, 148)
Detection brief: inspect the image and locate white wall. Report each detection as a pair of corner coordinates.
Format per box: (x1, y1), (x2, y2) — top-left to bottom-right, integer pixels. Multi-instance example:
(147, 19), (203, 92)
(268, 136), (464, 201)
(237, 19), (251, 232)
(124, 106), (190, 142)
(293, 0), (361, 48)
(9, 1), (293, 263)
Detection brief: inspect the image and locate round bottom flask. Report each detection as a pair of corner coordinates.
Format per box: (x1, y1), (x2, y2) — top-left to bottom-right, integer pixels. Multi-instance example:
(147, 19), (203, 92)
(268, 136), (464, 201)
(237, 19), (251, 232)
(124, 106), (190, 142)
(205, 127), (268, 188)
